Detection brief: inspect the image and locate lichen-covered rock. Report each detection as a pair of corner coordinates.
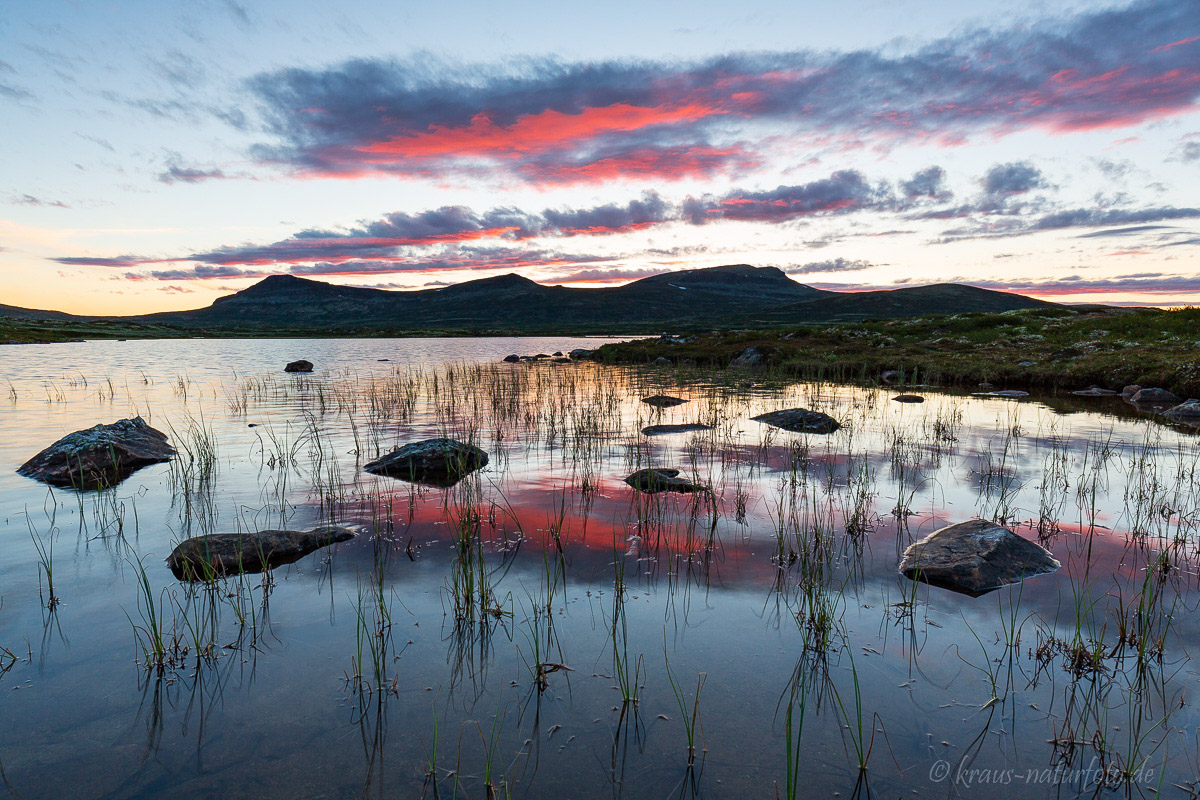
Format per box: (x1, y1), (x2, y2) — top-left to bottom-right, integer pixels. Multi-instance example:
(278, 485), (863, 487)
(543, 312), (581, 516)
(752, 408), (841, 434)
(17, 416), (174, 490)
(363, 438), (489, 487)
(641, 423), (714, 436)
(642, 395), (688, 408)
(284, 359), (314, 373)
(892, 394), (925, 403)
(898, 519), (1060, 596)
(167, 526), (355, 580)
(624, 468), (707, 494)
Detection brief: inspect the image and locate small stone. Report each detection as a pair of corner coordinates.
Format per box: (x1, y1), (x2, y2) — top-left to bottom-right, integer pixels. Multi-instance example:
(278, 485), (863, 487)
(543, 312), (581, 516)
(167, 527), (356, 580)
(898, 519), (1060, 596)
(284, 359), (313, 373)
(752, 408), (841, 434)
(641, 423), (714, 436)
(730, 346), (764, 367)
(1164, 399), (1200, 424)
(1130, 387), (1180, 405)
(502, 354), (521, 363)
(364, 438), (489, 487)
(642, 395), (687, 408)
(624, 468), (707, 494)
(892, 394), (925, 403)
(1072, 385), (1117, 397)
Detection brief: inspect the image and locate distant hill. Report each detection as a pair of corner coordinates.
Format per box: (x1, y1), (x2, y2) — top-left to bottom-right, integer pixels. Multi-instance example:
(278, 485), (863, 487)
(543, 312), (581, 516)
(1, 265), (1055, 334)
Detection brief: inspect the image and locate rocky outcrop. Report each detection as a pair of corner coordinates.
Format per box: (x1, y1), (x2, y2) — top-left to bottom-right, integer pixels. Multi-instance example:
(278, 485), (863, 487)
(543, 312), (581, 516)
(898, 519), (1060, 596)
(17, 417), (175, 490)
(167, 526), (356, 580)
(641, 423), (714, 436)
(892, 394), (925, 403)
(363, 438), (489, 487)
(624, 468), (707, 494)
(285, 359), (314, 373)
(752, 408), (841, 434)
(642, 395), (688, 408)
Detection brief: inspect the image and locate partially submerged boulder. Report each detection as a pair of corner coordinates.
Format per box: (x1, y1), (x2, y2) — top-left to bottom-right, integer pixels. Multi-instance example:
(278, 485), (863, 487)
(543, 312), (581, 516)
(973, 390), (1029, 399)
(284, 359), (313, 373)
(1164, 399), (1200, 424)
(1072, 385), (1117, 397)
(898, 519), (1060, 597)
(624, 468), (707, 494)
(1130, 387), (1179, 405)
(642, 395), (688, 408)
(167, 526), (355, 580)
(641, 423), (714, 436)
(363, 438), (489, 487)
(892, 394), (925, 404)
(752, 408), (841, 434)
(17, 416), (174, 490)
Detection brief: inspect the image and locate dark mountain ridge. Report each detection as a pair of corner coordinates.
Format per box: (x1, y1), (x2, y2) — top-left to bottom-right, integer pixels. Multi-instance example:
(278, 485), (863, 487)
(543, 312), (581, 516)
(3, 265), (1055, 333)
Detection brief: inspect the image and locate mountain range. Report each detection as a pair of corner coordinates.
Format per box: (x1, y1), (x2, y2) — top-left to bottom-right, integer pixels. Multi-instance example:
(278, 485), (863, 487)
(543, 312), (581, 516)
(5, 265), (1054, 334)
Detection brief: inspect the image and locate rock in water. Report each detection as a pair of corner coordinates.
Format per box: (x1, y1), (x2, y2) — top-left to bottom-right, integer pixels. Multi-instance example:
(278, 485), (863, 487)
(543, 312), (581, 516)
(624, 468), (707, 494)
(285, 359), (314, 373)
(1130, 387), (1179, 405)
(898, 519), (1060, 596)
(363, 438), (489, 487)
(752, 408), (841, 434)
(17, 416), (175, 490)
(167, 526), (356, 580)
(973, 389), (1030, 399)
(892, 394), (925, 403)
(568, 348), (593, 359)
(502, 354), (521, 363)
(641, 423), (714, 435)
(642, 395), (688, 408)
(1164, 399), (1200, 424)
(1072, 385), (1118, 397)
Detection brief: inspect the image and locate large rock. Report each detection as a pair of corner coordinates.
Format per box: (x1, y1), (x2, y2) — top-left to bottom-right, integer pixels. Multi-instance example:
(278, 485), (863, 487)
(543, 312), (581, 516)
(730, 346), (764, 367)
(1130, 387), (1179, 405)
(17, 416), (175, 490)
(167, 526), (355, 580)
(284, 359), (313, 373)
(363, 438), (489, 487)
(642, 395), (688, 408)
(898, 519), (1060, 596)
(641, 423), (714, 436)
(752, 408), (841, 434)
(1164, 399), (1200, 424)
(624, 468), (707, 494)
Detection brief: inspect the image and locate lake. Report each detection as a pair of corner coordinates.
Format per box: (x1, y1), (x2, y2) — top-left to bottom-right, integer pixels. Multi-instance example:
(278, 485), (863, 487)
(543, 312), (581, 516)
(1, 337), (1197, 799)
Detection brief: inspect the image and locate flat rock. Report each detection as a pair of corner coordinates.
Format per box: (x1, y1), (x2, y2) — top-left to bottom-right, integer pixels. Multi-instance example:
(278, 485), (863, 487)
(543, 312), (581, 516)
(892, 394), (925, 403)
(1130, 387), (1179, 405)
(641, 423), (714, 436)
(1072, 385), (1118, 397)
(624, 468), (707, 494)
(363, 438), (489, 487)
(167, 526), (355, 580)
(285, 359), (313, 373)
(973, 390), (1029, 399)
(898, 519), (1060, 597)
(752, 408), (841, 434)
(642, 395), (688, 408)
(17, 416), (174, 490)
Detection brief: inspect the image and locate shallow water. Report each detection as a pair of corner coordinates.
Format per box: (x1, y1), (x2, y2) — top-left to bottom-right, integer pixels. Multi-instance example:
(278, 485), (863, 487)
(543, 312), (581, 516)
(1, 338), (1198, 799)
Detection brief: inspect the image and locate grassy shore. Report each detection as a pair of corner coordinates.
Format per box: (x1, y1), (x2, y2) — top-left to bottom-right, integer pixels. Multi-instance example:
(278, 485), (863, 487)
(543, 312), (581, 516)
(592, 305), (1200, 398)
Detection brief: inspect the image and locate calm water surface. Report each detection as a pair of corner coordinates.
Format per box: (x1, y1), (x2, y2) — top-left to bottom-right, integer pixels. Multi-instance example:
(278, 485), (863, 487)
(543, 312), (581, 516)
(1, 337), (1198, 799)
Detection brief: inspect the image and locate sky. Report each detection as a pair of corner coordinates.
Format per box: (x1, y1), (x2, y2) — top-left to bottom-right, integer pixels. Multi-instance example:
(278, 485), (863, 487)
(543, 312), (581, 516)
(2, 0), (1199, 315)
